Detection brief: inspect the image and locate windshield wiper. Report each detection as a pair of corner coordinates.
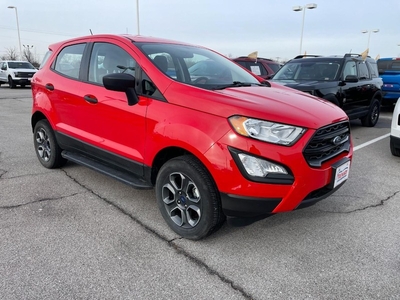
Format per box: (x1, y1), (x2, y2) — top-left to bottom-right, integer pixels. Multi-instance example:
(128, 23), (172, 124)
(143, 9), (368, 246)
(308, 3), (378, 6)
(212, 81), (270, 90)
(212, 81), (253, 90)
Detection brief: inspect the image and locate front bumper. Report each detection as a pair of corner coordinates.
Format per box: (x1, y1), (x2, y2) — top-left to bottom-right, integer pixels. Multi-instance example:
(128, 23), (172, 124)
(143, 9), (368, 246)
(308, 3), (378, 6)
(204, 126), (353, 218)
(13, 78), (32, 85)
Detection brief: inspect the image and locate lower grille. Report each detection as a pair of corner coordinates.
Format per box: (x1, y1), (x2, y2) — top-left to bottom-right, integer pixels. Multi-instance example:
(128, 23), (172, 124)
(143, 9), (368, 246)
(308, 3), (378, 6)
(303, 121), (350, 167)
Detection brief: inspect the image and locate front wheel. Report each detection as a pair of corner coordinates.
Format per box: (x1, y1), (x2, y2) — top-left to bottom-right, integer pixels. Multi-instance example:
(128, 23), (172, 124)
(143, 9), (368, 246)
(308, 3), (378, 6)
(390, 139), (400, 156)
(33, 120), (67, 168)
(361, 99), (380, 127)
(8, 76), (16, 89)
(155, 155), (225, 240)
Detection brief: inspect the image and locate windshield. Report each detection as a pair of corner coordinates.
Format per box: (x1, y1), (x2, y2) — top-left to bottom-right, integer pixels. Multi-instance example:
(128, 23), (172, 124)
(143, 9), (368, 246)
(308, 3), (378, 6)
(135, 42), (260, 89)
(8, 61), (36, 69)
(377, 59), (400, 74)
(273, 61), (341, 81)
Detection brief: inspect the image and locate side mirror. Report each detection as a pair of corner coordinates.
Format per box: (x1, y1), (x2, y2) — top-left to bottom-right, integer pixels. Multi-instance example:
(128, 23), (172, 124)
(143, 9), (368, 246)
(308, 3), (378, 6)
(103, 73), (139, 106)
(344, 75), (358, 83)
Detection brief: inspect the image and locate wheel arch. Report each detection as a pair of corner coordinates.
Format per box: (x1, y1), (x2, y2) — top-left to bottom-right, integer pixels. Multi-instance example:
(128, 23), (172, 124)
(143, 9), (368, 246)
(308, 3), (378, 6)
(31, 111), (49, 133)
(149, 146), (193, 185)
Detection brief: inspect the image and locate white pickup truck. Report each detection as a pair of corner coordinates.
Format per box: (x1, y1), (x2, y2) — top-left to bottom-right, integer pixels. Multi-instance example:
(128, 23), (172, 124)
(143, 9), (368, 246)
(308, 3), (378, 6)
(0, 60), (37, 88)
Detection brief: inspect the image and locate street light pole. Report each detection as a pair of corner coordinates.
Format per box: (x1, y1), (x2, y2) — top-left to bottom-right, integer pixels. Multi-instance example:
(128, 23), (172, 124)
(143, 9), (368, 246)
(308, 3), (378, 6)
(292, 3), (317, 55)
(7, 6), (22, 60)
(136, 0), (140, 35)
(361, 29), (379, 49)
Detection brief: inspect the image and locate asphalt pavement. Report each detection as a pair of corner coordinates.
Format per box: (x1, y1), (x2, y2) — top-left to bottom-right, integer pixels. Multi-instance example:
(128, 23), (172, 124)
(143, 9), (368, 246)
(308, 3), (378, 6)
(1, 87), (399, 300)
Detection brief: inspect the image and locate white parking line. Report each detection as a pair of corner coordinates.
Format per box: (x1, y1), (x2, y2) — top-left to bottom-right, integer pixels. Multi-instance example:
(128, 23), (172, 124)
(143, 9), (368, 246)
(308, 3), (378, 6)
(353, 133), (390, 151)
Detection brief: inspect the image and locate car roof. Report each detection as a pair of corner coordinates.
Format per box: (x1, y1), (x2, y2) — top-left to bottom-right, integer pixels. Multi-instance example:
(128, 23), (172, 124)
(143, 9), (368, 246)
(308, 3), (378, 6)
(287, 54), (375, 63)
(47, 34), (197, 51)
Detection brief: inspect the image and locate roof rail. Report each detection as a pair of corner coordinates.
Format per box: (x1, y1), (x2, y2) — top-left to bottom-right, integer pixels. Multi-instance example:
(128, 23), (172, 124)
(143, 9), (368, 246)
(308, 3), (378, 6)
(344, 53), (371, 58)
(236, 56), (273, 61)
(293, 55), (322, 59)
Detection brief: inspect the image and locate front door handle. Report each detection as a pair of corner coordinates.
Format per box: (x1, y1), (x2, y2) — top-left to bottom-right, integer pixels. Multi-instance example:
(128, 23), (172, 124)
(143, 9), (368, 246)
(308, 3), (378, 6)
(84, 95), (98, 104)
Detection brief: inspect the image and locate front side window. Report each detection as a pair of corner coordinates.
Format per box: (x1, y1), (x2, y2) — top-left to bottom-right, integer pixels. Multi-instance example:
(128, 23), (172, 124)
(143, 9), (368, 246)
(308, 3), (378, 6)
(342, 61), (357, 79)
(88, 43), (137, 85)
(53, 43), (86, 79)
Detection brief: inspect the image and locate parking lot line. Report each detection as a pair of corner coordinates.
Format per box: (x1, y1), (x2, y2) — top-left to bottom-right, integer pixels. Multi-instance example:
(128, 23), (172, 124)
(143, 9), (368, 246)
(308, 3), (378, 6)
(353, 133), (390, 151)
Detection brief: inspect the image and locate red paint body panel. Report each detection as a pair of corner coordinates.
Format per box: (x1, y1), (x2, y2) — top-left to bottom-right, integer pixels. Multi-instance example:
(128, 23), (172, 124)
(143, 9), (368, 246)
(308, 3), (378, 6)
(31, 34), (353, 217)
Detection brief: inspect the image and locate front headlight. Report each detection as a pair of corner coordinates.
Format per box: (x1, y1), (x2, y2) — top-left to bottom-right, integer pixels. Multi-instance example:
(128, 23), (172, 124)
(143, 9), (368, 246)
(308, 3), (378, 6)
(229, 116), (305, 146)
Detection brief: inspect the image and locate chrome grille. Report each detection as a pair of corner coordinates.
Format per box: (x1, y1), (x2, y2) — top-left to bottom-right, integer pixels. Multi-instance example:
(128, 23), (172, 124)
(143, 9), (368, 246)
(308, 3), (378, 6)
(303, 121), (351, 167)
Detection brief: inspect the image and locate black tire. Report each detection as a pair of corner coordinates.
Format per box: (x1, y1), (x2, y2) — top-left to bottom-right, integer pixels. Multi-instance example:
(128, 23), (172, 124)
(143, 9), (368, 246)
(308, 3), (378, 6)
(361, 99), (380, 127)
(390, 139), (400, 157)
(155, 155), (225, 240)
(33, 120), (67, 168)
(8, 76), (16, 89)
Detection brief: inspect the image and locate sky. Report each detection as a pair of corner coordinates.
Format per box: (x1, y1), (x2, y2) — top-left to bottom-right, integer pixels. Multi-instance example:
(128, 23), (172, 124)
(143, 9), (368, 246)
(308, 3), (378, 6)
(1, 0), (400, 63)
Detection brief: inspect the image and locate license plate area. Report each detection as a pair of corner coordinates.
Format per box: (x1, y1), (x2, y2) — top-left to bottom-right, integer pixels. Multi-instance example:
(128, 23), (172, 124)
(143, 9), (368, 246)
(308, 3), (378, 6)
(329, 158), (350, 189)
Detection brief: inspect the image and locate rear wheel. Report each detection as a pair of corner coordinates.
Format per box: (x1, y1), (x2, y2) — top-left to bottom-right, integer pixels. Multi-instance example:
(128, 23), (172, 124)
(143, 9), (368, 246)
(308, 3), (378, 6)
(361, 99), (380, 127)
(33, 120), (67, 168)
(155, 155), (225, 240)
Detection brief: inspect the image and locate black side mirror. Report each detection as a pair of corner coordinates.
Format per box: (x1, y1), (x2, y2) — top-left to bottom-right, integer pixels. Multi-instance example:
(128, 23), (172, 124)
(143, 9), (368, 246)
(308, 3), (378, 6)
(344, 75), (358, 83)
(103, 73), (139, 106)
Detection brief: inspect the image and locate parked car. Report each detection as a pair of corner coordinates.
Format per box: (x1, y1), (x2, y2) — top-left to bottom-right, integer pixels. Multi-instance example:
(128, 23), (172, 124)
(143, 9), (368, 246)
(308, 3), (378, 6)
(232, 56), (281, 79)
(0, 60), (37, 88)
(271, 54), (383, 127)
(377, 57), (400, 105)
(31, 34), (353, 239)
(390, 98), (400, 156)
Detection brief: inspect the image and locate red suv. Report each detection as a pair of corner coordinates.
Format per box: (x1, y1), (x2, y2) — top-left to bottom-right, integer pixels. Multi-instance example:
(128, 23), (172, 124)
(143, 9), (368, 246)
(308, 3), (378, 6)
(233, 56), (281, 79)
(31, 34), (353, 240)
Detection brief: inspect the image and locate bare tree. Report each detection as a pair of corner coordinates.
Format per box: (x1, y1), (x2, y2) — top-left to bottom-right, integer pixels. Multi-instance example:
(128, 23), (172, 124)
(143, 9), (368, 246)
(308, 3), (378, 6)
(1, 47), (18, 60)
(22, 45), (40, 67)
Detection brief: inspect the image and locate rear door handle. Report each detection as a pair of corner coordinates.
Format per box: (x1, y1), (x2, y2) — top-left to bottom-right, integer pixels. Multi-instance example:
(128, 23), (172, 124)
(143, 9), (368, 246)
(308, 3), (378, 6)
(45, 83), (54, 91)
(84, 95), (98, 104)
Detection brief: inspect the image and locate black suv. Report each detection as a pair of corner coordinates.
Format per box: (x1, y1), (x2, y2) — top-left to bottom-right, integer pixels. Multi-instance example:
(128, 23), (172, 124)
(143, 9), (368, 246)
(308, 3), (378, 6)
(271, 54), (383, 127)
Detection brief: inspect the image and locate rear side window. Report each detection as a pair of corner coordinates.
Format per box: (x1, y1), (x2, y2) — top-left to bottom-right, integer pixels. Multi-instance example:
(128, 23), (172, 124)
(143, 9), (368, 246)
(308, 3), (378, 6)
(357, 61), (370, 79)
(367, 60), (379, 78)
(39, 51), (52, 69)
(53, 43), (86, 79)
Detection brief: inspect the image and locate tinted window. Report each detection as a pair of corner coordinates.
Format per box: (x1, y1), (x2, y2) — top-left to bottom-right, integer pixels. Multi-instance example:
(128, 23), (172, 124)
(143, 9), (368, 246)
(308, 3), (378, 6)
(88, 43), (136, 85)
(268, 63), (281, 73)
(53, 43), (86, 79)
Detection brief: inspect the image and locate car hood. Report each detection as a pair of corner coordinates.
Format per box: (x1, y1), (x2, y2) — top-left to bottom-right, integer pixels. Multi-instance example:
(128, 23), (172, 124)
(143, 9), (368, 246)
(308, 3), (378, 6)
(271, 79), (336, 91)
(10, 68), (37, 73)
(164, 82), (347, 130)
